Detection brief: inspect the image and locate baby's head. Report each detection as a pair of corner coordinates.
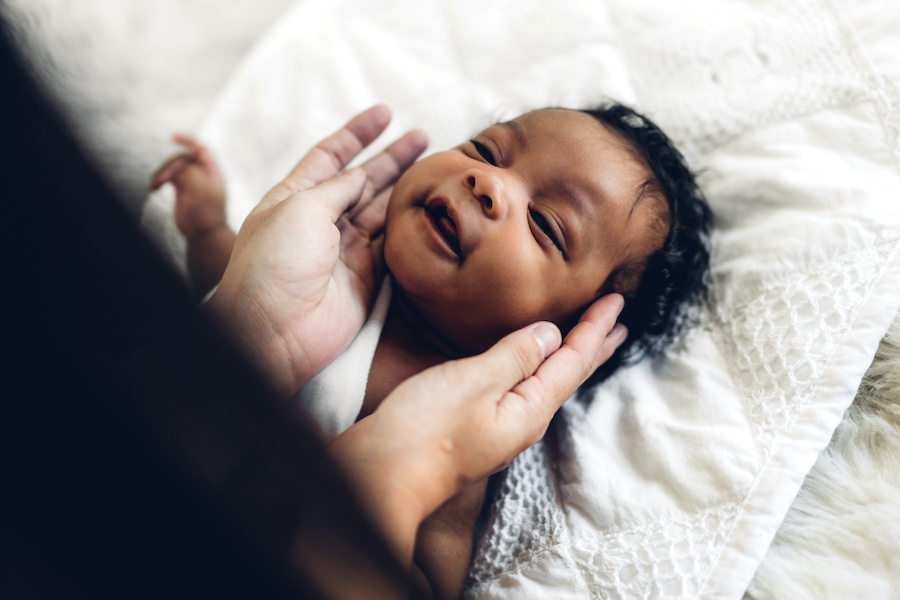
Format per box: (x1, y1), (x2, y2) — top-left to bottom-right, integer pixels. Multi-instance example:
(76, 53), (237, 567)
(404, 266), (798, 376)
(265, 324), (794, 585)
(384, 104), (711, 381)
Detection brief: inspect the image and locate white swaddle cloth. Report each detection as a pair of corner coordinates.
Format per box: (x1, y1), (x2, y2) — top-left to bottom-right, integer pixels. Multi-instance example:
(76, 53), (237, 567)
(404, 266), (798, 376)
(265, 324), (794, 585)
(295, 278), (391, 441)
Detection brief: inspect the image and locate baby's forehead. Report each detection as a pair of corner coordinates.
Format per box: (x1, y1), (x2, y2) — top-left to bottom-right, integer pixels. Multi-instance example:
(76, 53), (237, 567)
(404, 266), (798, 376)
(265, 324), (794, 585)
(489, 109), (652, 177)
(520, 110), (655, 197)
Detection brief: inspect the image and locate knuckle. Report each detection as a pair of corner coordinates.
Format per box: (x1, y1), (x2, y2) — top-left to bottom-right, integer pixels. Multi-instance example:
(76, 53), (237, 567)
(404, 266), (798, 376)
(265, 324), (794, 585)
(510, 341), (539, 380)
(275, 176), (313, 197)
(577, 348), (595, 376)
(528, 422), (549, 446)
(313, 144), (344, 172)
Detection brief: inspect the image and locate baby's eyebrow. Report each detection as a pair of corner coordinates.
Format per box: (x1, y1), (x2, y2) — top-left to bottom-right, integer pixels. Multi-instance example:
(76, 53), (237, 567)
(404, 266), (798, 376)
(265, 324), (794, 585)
(500, 120), (529, 149)
(550, 176), (590, 218)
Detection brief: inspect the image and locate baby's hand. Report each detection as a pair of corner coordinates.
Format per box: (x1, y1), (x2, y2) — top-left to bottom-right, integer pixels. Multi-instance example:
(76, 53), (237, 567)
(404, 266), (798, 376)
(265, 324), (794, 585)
(150, 134), (227, 240)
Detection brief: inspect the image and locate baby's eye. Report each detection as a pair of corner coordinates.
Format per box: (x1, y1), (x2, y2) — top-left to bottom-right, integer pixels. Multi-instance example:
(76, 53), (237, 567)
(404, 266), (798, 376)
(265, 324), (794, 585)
(470, 140), (497, 166)
(529, 209), (564, 256)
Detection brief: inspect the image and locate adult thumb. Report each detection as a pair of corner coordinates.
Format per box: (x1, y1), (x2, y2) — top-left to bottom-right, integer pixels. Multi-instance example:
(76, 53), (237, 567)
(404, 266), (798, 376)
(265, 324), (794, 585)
(299, 167), (369, 222)
(452, 322), (562, 399)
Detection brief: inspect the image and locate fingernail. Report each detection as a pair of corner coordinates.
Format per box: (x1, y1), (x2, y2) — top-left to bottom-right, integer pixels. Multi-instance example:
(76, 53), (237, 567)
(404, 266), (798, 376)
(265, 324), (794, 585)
(532, 323), (561, 358)
(411, 128), (429, 147)
(613, 294), (625, 315)
(609, 323), (628, 349)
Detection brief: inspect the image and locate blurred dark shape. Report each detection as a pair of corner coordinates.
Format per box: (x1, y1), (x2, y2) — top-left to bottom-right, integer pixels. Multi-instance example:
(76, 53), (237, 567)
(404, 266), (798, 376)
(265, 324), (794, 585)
(0, 18), (414, 600)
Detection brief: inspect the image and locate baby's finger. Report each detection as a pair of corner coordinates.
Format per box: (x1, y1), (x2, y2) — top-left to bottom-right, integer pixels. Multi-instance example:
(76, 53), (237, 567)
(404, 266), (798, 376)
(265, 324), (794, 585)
(172, 133), (203, 153)
(148, 154), (193, 190)
(264, 105), (392, 210)
(172, 134), (219, 175)
(348, 129), (428, 222)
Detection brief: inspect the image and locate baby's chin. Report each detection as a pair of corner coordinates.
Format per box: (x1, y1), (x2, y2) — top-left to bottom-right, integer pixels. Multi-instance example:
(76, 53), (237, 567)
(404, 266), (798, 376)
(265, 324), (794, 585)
(385, 277), (495, 356)
(383, 250), (589, 356)
(442, 313), (580, 358)
(406, 295), (580, 358)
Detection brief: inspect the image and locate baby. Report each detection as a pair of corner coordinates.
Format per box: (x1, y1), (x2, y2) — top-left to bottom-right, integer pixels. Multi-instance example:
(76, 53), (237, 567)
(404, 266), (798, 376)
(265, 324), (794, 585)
(151, 104), (711, 598)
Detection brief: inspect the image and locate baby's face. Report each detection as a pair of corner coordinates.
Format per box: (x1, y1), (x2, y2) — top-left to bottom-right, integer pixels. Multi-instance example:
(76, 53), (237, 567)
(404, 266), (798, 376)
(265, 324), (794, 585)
(384, 108), (668, 355)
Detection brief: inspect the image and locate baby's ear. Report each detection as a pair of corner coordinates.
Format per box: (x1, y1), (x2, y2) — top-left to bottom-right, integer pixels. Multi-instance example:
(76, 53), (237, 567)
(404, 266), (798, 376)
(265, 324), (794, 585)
(603, 264), (643, 297)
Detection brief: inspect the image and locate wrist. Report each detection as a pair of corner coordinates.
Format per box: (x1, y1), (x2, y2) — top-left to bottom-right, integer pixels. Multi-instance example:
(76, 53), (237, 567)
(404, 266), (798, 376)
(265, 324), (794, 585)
(329, 421), (439, 565)
(184, 221), (230, 245)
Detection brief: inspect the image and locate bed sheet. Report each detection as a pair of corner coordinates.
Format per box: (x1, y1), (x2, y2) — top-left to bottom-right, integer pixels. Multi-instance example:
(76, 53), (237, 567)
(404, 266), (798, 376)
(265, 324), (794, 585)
(138, 0), (900, 597)
(0, 0), (295, 216)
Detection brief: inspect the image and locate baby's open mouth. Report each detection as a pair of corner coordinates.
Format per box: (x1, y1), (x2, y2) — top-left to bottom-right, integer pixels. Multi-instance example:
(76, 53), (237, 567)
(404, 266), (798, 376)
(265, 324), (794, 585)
(427, 203), (462, 258)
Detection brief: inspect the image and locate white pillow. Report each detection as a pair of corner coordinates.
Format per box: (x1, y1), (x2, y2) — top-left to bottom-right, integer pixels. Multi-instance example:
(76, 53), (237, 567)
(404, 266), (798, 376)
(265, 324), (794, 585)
(143, 0), (900, 597)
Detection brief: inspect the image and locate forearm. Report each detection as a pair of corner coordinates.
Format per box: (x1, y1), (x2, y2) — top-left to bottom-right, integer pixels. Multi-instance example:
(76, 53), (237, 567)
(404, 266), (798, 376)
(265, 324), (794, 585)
(328, 421), (485, 600)
(328, 441), (479, 600)
(413, 529), (473, 600)
(186, 224), (236, 298)
(413, 486), (484, 600)
(329, 432), (431, 566)
(290, 490), (423, 600)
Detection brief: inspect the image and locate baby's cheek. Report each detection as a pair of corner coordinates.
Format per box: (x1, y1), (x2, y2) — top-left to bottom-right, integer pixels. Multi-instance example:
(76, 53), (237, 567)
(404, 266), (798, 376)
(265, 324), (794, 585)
(472, 256), (554, 322)
(382, 228), (412, 283)
(384, 234), (416, 284)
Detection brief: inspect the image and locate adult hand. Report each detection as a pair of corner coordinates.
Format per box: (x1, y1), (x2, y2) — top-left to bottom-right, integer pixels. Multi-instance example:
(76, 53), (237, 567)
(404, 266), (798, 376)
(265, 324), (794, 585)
(208, 105), (427, 396)
(330, 293), (627, 562)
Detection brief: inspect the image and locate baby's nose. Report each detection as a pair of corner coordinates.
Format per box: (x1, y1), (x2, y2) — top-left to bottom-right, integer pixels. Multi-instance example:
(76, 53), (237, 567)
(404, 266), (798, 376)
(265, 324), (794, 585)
(465, 170), (506, 219)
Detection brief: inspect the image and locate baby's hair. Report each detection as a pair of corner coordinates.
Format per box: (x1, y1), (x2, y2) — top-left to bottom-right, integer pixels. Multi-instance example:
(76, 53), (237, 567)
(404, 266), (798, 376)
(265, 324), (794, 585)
(577, 103), (712, 388)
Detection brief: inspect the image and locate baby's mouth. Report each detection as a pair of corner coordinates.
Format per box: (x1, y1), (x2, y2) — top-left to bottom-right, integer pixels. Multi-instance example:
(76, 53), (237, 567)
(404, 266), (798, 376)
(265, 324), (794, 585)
(427, 202), (462, 258)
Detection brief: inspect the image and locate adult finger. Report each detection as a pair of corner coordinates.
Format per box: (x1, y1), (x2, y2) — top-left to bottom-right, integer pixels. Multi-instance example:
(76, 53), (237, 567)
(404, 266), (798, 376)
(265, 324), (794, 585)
(347, 129), (428, 222)
(264, 105), (392, 208)
(347, 186), (391, 238)
(282, 167), (369, 226)
(511, 294), (625, 417)
(440, 321), (563, 404)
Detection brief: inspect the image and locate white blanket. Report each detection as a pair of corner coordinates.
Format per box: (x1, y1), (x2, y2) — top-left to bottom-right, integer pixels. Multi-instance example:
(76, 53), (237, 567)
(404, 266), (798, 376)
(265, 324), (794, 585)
(141, 0), (900, 597)
(295, 278), (392, 441)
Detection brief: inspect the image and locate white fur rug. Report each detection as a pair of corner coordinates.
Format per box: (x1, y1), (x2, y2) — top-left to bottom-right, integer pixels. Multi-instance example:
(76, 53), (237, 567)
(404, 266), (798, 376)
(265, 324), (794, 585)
(745, 312), (900, 599)
(4, 1), (899, 596)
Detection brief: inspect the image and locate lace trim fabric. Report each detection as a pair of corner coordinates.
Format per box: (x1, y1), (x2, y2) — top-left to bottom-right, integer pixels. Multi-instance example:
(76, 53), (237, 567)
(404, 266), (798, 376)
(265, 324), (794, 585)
(571, 502), (740, 599)
(467, 436), (743, 599)
(716, 244), (896, 458)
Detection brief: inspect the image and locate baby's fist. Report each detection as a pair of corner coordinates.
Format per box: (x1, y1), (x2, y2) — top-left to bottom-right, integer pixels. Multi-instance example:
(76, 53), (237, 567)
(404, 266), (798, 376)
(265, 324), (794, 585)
(150, 134), (226, 240)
